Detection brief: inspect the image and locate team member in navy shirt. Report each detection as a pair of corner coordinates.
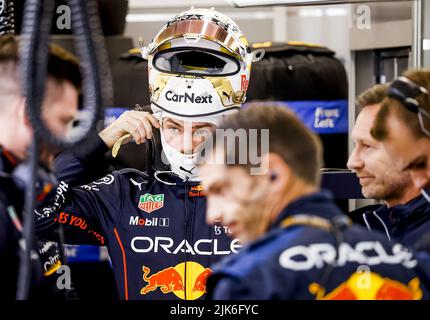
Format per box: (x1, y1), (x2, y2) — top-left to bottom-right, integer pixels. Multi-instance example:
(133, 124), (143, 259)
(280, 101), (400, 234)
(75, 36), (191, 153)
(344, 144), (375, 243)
(199, 104), (430, 300)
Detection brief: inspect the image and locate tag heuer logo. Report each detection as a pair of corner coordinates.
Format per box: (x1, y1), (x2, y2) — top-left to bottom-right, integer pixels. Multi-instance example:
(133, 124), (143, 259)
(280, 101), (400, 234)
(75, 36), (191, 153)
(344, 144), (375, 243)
(138, 193), (164, 213)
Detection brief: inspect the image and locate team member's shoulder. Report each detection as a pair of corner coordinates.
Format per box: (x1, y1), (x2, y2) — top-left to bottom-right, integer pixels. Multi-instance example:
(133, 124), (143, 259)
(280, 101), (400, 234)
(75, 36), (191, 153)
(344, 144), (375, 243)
(209, 242), (296, 299)
(76, 169), (151, 193)
(76, 172), (119, 192)
(217, 230), (289, 277)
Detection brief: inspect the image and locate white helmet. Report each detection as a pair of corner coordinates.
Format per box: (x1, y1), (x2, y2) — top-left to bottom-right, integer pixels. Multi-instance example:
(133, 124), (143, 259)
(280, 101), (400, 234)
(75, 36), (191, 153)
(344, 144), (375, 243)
(141, 8), (260, 180)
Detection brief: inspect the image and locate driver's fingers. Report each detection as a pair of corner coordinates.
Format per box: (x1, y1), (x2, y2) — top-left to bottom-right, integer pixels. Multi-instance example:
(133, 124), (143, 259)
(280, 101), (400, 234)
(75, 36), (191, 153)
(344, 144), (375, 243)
(122, 117), (147, 144)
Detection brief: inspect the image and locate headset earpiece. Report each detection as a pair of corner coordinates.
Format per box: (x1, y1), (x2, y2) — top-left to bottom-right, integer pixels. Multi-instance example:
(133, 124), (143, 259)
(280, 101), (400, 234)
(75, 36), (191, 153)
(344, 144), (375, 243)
(270, 172), (278, 181)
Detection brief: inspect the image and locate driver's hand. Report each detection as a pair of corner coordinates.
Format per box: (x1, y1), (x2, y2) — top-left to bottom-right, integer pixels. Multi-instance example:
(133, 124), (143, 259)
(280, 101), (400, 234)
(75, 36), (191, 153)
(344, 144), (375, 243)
(98, 110), (160, 149)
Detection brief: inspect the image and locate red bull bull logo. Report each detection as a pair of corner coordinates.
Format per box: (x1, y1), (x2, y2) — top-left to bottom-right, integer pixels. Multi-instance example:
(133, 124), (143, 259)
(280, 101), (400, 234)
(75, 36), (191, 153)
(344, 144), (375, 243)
(309, 272), (423, 300)
(190, 185), (204, 192)
(141, 266), (184, 294)
(192, 268), (212, 293)
(140, 262), (213, 300)
(189, 185), (205, 197)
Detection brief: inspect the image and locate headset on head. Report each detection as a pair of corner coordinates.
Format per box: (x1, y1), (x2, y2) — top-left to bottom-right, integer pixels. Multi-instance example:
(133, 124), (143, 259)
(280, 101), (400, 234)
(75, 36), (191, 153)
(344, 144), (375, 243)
(388, 76), (429, 113)
(388, 76), (430, 137)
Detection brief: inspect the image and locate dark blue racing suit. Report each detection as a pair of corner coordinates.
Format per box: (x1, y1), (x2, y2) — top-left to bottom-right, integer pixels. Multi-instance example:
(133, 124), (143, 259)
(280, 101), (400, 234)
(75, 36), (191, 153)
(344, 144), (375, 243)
(0, 147), (78, 300)
(349, 195), (430, 249)
(35, 135), (240, 300)
(206, 192), (430, 300)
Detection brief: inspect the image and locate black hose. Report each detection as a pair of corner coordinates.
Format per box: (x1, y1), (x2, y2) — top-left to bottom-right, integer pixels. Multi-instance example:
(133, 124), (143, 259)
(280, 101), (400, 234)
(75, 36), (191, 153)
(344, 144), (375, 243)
(17, 0), (112, 299)
(16, 139), (39, 300)
(20, 0), (112, 148)
(0, 0), (15, 35)
(16, 0), (54, 300)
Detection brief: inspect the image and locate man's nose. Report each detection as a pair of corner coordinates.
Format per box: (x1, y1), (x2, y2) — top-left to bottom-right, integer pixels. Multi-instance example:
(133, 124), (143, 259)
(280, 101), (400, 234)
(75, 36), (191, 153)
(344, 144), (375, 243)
(182, 132), (205, 154)
(347, 147), (363, 171)
(182, 124), (195, 154)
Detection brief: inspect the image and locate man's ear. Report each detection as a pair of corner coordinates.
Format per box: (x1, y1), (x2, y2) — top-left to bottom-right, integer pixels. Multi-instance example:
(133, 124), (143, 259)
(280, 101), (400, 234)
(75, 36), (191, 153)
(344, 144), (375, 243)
(16, 98), (31, 126)
(262, 153), (291, 192)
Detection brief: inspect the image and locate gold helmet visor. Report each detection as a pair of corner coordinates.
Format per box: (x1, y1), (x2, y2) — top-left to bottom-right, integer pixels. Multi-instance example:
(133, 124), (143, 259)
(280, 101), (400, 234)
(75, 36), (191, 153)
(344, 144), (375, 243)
(149, 17), (249, 61)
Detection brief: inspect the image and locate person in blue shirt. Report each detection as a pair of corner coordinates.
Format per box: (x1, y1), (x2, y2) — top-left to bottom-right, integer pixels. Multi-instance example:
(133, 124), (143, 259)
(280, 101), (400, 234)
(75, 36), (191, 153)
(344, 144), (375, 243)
(371, 70), (430, 197)
(347, 84), (430, 248)
(198, 104), (430, 300)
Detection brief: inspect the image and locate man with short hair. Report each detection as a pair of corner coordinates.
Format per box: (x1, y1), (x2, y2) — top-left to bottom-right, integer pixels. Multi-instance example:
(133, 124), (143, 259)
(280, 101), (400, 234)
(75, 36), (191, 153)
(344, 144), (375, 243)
(199, 104), (430, 300)
(0, 35), (80, 299)
(371, 70), (430, 194)
(347, 84), (430, 247)
(0, 35), (81, 300)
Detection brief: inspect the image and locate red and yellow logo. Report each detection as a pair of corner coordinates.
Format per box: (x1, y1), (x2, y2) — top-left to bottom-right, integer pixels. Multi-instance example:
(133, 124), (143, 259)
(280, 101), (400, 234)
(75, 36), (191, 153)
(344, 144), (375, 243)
(140, 262), (212, 300)
(189, 185), (205, 197)
(309, 272), (423, 300)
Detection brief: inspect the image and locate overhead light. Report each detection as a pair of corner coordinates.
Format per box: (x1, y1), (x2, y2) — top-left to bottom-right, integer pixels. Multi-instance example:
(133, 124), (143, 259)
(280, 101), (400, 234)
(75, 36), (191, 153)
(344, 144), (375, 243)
(297, 8), (323, 17)
(424, 39), (430, 51)
(228, 0), (362, 7)
(296, 6), (348, 17)
(325, 7), (348, 16)
(126, 11), (274, 23)
(126, 13), (175, 22)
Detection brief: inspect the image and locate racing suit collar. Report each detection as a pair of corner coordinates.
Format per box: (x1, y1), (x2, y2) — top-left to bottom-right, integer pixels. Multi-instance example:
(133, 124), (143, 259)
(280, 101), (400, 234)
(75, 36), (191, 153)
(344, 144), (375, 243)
(154, 170), (201, 186)
(271, 190), (342, 230)
(373, 195), (430, 230)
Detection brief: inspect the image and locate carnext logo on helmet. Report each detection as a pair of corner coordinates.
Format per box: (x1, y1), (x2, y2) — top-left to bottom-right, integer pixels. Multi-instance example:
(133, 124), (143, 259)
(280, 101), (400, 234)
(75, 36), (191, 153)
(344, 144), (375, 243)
(165, 91), (213, 104)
